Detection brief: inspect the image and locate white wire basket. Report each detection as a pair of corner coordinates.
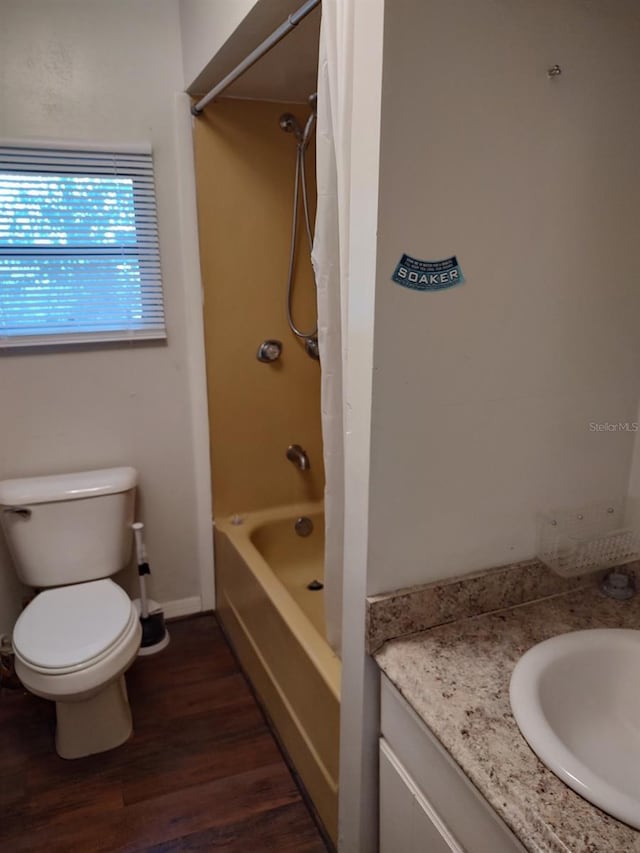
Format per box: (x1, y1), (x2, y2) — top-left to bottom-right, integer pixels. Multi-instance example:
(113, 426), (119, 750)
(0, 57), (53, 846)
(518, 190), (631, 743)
(536, 499), (640, 577)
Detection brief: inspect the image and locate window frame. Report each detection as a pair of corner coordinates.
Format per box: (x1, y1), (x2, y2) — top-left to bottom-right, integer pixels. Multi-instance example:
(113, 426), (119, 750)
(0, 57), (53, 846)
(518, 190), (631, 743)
(0, 139), (167, 349)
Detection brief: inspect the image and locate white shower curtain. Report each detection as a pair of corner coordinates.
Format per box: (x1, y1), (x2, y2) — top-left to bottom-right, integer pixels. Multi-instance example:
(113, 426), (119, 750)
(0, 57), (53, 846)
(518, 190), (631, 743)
(312, 1), (354, 657)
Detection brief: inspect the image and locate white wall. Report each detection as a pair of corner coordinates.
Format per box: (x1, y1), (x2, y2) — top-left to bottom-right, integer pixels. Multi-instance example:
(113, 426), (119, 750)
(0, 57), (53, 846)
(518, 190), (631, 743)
(179, 0), (258, 88)
(624, 401), (640, 529)
(340, 2), (640, 847)
(0, 0), (213, 632)
(367, 0), (640, 596)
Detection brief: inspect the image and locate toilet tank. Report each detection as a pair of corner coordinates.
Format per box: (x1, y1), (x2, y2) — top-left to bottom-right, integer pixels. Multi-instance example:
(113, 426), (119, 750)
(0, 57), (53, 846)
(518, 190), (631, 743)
(0, 467), (137, 588)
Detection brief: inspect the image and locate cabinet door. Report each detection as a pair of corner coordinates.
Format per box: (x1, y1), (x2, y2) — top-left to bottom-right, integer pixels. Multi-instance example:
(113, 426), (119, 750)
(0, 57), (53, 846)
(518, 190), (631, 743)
(380, 739), (462, 853)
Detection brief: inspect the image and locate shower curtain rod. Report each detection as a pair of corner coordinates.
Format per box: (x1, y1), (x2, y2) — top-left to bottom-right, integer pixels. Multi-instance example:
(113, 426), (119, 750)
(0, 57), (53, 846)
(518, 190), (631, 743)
(191, 0), (321, 116)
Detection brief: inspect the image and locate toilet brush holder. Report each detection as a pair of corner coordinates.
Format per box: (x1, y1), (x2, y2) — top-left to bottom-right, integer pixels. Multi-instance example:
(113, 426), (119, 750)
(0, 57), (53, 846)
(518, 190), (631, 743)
(132, 522), (170, 656)
(132, 598), (170, 656)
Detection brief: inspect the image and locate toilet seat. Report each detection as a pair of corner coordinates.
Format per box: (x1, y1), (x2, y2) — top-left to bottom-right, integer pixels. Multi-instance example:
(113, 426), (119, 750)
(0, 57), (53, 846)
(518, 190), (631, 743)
(13, 579), (136, 673)
(15, 606), (142, 704)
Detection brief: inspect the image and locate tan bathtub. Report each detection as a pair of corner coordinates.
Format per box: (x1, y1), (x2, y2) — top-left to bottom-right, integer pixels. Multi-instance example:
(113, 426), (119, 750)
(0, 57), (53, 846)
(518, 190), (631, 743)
(214, 502), (341, 842)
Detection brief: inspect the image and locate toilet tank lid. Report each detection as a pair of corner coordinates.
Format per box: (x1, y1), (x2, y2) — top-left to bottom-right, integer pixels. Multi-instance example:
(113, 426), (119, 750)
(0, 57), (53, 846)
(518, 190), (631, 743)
(0, 467), (138, 506)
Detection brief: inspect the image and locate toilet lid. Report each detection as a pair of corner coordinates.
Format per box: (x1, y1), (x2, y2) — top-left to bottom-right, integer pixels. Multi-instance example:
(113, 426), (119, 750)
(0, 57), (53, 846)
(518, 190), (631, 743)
(13, 579), (133, 670)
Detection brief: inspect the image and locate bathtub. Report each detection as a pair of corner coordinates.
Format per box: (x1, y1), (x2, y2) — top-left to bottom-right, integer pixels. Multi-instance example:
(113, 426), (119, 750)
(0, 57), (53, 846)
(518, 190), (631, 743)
(214, 502), (341, 843)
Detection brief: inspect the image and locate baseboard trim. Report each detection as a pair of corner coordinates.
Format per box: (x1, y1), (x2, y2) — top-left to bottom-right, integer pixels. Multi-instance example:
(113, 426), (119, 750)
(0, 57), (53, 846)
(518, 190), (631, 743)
(160, 596), (202, 620)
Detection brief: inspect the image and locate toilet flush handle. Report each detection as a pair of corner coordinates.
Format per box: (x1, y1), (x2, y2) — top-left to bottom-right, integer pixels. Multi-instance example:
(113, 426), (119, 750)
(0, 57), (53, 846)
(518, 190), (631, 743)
(1, 507), (31, 519)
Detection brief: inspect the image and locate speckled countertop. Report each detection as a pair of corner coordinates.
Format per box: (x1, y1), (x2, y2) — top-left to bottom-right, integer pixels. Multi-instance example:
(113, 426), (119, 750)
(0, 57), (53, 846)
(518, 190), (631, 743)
(375, 585), (640, 853)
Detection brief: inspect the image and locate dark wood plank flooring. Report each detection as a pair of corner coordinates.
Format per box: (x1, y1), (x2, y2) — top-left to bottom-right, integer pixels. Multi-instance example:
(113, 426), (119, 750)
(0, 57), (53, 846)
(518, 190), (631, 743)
(0, 615), (329, 853)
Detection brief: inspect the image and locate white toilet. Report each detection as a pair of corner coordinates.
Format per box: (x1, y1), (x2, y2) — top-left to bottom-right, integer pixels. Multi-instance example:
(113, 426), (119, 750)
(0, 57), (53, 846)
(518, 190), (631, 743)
(0, 467), (142, 759)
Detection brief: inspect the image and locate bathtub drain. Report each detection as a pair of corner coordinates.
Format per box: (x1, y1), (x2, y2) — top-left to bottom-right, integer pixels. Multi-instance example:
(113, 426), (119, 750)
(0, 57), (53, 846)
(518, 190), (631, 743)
(295, 516), (314, 537)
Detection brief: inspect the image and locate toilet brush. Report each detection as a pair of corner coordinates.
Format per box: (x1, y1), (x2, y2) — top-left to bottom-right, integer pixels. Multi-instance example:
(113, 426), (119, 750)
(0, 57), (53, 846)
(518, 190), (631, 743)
(132, 522), (169, 655)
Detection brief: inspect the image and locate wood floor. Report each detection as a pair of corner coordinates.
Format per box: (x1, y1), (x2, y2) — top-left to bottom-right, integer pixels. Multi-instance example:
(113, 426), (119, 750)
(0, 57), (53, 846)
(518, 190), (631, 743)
(0, 615), (330, 853)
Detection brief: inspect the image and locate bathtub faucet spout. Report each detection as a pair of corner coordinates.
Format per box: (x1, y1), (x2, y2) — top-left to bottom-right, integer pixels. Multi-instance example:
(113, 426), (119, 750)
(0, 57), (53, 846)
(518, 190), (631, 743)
(286, 444), (310, 471)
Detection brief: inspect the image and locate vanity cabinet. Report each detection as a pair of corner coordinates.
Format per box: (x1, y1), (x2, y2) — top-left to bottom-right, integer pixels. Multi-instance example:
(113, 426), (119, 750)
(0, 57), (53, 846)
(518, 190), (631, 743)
(380, 675), (526, 853)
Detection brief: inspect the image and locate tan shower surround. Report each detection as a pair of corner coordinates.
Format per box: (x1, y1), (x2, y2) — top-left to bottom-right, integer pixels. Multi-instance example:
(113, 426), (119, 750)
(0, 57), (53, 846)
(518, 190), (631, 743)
(193, 99), (337, 841)
(193, 99), (325, 516)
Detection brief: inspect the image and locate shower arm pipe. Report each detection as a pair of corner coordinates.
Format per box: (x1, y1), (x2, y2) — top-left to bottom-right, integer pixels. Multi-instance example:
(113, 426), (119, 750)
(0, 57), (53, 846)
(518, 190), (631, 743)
(191, 0), (321, 117)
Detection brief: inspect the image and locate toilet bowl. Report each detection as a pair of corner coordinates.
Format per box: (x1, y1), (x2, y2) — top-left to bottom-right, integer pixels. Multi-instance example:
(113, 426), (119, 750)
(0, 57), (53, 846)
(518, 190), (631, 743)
(0, 467), (141, 759)
(13, 579), (142, 758)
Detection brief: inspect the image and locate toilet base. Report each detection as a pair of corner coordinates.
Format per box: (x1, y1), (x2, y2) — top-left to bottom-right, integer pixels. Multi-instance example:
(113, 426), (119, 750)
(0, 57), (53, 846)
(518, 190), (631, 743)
(55, 675), (133, 759)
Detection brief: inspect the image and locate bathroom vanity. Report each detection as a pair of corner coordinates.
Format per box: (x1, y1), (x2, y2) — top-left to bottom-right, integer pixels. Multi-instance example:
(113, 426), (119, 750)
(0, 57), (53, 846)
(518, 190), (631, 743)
(380, 675), (524, 853)
(371, 565), (640, 853)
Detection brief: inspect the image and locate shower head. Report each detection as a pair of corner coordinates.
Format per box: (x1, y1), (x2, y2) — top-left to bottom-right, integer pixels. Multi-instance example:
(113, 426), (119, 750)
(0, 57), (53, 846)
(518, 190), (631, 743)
(302, 92), (318, 148)
(279, 113), (304, 142)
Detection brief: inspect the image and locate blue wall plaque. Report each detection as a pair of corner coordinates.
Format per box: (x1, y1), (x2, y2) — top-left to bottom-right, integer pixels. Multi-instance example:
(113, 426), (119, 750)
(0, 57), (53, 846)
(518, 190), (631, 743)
(392, 254), (465, 292)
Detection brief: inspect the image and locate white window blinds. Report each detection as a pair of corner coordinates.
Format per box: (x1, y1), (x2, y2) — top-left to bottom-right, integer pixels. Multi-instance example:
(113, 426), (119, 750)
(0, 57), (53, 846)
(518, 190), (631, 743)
(0, 141), (166, 347)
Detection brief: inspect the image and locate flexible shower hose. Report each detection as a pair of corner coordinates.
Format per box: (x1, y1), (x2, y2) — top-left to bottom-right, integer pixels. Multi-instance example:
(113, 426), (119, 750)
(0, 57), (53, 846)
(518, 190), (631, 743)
(286, 141), (317, 340)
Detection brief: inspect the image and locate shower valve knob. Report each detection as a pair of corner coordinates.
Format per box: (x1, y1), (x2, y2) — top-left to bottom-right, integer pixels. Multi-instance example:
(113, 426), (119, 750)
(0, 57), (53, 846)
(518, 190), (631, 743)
(257, 339), (283, 363)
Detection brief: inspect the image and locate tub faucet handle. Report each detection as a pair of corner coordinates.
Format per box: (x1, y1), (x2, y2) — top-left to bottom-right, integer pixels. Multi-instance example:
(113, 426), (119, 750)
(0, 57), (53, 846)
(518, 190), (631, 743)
(257, 339), (282, 363)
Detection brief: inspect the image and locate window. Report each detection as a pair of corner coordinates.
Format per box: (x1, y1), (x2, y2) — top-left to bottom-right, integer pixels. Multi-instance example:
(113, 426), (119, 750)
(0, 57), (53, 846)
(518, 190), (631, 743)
(0, 141), (166, 347)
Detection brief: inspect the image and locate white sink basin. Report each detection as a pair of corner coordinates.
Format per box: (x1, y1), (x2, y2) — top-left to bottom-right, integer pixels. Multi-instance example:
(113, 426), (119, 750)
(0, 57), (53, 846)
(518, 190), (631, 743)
(510, 628), (640, 829)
